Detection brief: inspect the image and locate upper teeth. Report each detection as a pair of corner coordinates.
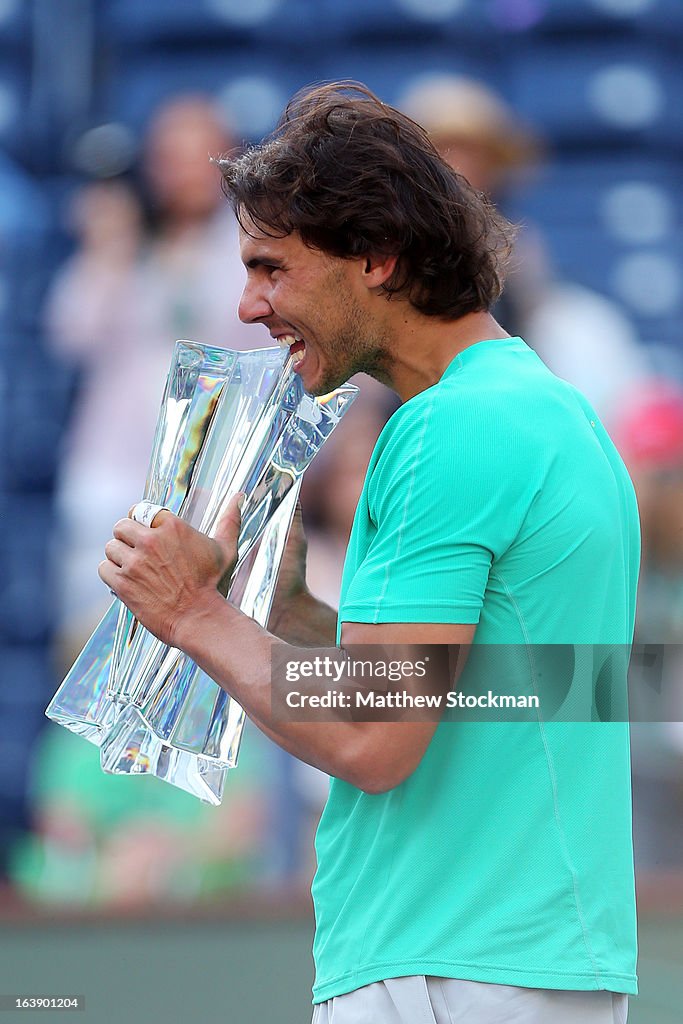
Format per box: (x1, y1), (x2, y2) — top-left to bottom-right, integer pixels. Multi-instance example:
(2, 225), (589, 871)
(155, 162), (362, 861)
(277, 334), (303, 347)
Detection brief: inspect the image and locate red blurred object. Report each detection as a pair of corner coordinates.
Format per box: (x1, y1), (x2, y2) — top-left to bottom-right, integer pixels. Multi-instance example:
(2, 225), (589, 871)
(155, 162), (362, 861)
(613, 381), (683, 469)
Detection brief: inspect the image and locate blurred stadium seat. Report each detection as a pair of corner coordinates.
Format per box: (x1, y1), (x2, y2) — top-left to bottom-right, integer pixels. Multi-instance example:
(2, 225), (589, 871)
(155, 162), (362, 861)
(509, 40), (683, 152)
(0, 0), (29, 50)
(318, 0), (490, 42)
(542, 0), (683, 34)
(5, 377), (71, 493)
(0, 60), (29, 162)
(317, 45), (496, 108)
(0, 647), (54, 711)
(510, 155), (683, 348)
(500, 0), (671, 34)
(0, 497), (53, 645)
(103, 0), (317, 48)
(514, 156), (681, 234)
(0, 155), (52, 242)
(101, 49), (308, 143)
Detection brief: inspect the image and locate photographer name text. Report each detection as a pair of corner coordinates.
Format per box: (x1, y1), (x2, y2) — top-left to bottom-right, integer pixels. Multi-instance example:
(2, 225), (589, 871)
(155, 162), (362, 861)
(284, 689), (539, 710)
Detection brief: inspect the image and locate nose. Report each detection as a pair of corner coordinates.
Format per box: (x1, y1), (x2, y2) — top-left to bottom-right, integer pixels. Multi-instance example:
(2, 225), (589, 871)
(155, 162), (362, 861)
(238, 276), (273, 324)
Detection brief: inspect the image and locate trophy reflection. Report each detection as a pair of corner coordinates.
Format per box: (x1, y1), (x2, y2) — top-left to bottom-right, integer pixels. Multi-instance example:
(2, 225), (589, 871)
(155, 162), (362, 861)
(46, 340), (358, 803)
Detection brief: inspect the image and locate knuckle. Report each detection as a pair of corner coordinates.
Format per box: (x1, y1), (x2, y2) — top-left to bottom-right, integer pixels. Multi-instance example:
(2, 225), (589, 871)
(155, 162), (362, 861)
(164, 514), (180, 536)
(136, 529), (153, 550)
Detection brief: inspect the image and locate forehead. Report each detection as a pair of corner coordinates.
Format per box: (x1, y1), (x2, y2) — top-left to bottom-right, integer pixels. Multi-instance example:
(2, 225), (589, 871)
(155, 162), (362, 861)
(237, 210), (334, 270)
(238, 223), (305, 263)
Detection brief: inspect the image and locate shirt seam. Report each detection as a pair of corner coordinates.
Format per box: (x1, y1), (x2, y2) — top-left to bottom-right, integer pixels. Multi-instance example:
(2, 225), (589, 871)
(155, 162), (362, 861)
(489, 567), (604, 988)
(372, 390), (435, 623)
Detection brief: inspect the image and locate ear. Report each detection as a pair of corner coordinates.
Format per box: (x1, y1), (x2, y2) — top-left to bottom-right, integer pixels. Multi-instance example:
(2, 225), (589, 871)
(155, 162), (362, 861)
(360, 252), (399, 291)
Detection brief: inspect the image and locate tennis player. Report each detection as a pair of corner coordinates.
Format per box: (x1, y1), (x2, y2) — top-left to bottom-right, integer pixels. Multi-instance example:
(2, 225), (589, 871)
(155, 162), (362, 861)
(100, 83), (637, 1024)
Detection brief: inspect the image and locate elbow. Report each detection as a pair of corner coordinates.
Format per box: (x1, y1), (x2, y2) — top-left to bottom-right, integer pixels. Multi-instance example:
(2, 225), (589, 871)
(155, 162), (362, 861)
(339, 754), (417, 795)
(357, 775), (404, 796)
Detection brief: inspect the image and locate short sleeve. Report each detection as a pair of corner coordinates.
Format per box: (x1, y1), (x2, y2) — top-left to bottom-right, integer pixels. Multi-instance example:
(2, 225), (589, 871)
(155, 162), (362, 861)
(339, 387), (530, 625)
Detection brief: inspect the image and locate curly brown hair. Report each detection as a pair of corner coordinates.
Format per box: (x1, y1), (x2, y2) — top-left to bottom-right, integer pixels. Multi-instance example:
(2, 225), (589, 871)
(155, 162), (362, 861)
(217, 81), (516, 320)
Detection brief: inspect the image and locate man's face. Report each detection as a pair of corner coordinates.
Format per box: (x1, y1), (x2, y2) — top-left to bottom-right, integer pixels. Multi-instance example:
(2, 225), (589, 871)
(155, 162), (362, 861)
(238, 219), (389, 396)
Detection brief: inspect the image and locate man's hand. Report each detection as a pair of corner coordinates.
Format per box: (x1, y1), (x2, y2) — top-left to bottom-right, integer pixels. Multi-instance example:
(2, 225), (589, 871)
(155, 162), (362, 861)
(268, 501), (308, 628)
(267, 501), (339, 646)
(98, 492), (243, 647)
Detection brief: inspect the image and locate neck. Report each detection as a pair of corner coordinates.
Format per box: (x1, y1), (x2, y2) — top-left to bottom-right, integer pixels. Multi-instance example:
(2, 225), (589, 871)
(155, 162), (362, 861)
(379, 309), (511, 402)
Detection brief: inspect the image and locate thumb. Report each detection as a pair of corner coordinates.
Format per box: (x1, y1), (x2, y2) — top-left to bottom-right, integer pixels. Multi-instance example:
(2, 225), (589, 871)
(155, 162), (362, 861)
(213, 491), (245, 551)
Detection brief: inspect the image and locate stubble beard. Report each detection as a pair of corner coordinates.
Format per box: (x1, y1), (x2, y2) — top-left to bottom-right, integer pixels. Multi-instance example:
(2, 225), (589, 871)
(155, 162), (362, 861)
(313, 290), (392, 396)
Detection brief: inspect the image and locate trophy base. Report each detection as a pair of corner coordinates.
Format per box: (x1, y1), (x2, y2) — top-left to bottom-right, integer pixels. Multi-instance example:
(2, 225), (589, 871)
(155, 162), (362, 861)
(45, 699), (118, 747)
(99, 705), (227, 805)
(45, 600), (120, 745)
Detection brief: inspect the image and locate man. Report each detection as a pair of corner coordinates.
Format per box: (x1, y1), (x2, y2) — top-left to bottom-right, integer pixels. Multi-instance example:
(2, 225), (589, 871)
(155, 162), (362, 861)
(100, 83), (638, 1023)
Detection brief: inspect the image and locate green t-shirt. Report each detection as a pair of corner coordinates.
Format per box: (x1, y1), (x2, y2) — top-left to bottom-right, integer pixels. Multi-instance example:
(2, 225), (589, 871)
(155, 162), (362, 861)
(311, 337), (640, 1002)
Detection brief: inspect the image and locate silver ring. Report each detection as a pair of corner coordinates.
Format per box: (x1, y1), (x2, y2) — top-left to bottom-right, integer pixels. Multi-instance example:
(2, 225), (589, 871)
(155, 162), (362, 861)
(130, 501), (171, 528)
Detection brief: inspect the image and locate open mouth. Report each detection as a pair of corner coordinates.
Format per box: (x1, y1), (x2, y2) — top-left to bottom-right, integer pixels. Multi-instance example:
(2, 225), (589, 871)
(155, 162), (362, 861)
(277, 333), (306, 367)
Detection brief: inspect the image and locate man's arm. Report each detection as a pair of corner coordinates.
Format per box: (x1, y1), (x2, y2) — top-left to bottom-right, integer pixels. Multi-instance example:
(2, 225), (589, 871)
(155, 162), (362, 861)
(175, 599), (473, 793)
(99, 498), (473, 794)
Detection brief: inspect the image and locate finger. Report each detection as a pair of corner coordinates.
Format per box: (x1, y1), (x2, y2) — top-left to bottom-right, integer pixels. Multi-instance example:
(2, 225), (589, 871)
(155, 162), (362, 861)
(127, 502), (173, 528)
(213, 492), (244, 551)
(104, 538), (131, 568)
(291, 501), (306, 537)
(98, 558), (118, 590)
(286, 500), (308, 556)
(113, 518), (149, 544)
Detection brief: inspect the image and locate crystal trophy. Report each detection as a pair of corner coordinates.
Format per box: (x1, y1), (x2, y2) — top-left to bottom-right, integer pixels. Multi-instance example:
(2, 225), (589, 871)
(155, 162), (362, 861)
(46, 341), (358, 803)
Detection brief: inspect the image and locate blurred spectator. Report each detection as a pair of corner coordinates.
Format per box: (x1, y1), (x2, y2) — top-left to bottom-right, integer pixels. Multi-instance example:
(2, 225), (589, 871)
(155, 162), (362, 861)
(10, 721), (272, 907)
(399, 73), (651, 431)
(137, 95), (263, 350)
(619, 379), (683, 866)
(47, 96), (265, 665)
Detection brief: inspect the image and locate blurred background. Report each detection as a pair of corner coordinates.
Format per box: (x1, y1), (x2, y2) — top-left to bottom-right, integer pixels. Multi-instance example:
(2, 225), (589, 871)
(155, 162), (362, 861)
(1, 0), (683, 1021)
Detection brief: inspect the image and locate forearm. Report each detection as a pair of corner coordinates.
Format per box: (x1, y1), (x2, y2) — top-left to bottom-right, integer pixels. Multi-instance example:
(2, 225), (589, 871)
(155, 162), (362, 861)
(267, 587), (338, 647)
(175, 591), (388, 789)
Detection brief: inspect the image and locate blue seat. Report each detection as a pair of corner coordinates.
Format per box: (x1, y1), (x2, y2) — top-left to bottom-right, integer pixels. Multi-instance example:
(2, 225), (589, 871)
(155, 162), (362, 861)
(318, 0), (489, 42)
(102, 50), (307, 144)
(519, 217), (683, 347)
(0, 571), (52, 645)
(0, 159), (53, 335)
(0, 0), (29, 51)
(5, 378), (69, 492)
(0, 157), (52, 241)
(104, 0), (318, 47)
(508, 40), (683, 150)
(0, 58), (29, 161)
(0, 498), (54, 643)
(0, 646), (55, 708)
(512, 156), (682, 235)
(528, 0), (683, 35)
(315, 45), (497, 111)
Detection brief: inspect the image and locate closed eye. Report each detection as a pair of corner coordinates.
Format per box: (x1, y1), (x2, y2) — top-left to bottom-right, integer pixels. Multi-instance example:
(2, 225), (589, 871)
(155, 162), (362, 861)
(246, 258), (283, 273)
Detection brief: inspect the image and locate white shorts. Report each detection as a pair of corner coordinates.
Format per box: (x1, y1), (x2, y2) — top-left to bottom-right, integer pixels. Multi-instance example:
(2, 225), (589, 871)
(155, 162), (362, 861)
(312, 976), (629, 1024)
